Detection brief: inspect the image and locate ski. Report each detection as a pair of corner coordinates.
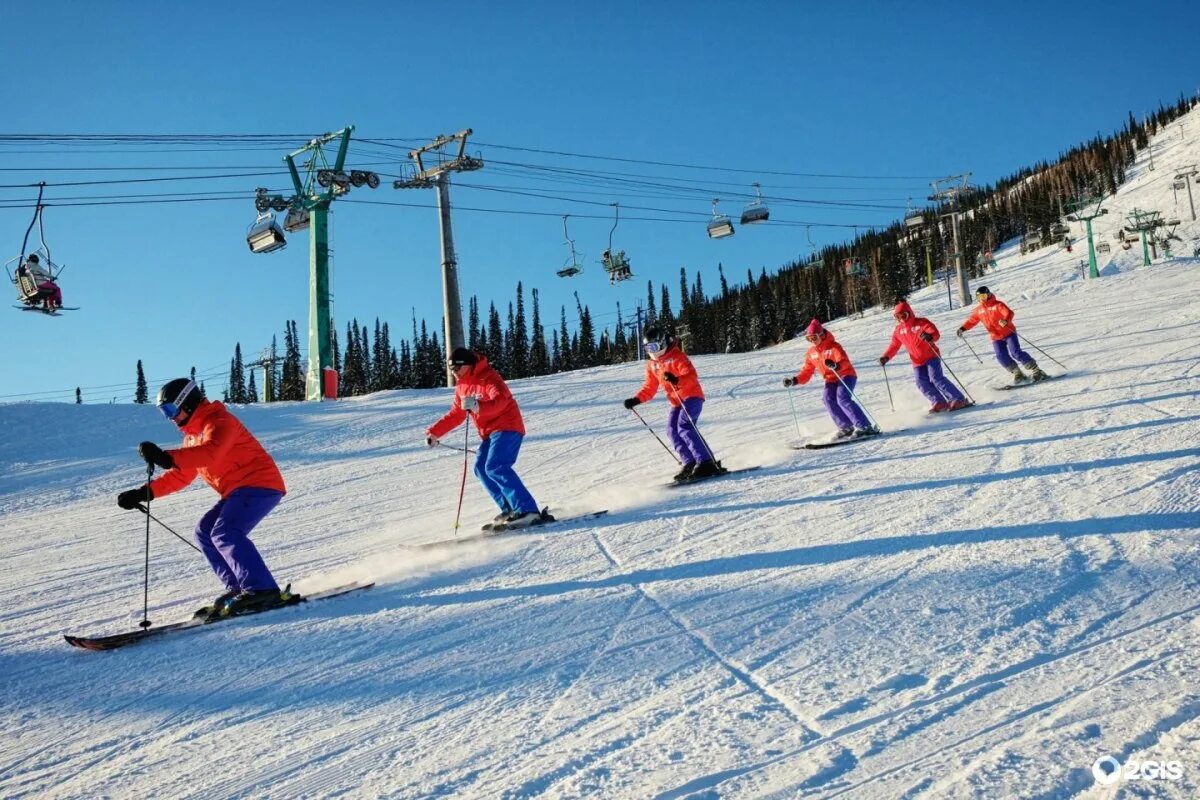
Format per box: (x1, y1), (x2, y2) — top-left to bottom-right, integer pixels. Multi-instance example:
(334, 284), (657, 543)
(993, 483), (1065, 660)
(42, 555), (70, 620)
(995, 375), (1061, 391)
(63, 581), (374, 651)
(14, 305), (79, 315)
(407, 510), (610, 549)
(797, 433), (882, 450)
(666, 465), (761, 488)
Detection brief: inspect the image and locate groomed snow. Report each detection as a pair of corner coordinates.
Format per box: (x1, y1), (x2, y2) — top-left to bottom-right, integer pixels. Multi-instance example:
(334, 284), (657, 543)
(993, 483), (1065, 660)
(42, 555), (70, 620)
(2, 111), (1199, 798)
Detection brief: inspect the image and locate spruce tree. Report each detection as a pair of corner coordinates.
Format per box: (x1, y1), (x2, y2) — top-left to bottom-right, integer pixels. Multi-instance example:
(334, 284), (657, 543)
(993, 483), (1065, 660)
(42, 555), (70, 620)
(228, 343), (247, 403)
(248, 370), (258, 403)
(529, 288), (550, 375)
(134, 360), (148, 404)
(75, 387), (82, 404)
(486, 303), (505, 374)
(511, 282), (529, 378)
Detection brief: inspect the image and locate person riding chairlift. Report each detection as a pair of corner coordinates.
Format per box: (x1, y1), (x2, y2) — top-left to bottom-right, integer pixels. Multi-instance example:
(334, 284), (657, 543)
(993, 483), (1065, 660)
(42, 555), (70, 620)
(16, 254), (62, 311)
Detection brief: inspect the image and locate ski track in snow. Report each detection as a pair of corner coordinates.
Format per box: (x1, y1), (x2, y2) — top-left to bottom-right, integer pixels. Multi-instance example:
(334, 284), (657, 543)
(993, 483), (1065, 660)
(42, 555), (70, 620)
(2, 110), (1200, 798)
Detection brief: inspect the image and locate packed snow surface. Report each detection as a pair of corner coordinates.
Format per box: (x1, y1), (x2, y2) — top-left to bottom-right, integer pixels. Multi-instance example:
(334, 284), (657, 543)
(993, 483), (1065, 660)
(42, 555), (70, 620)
(2, 113), (1199, 798)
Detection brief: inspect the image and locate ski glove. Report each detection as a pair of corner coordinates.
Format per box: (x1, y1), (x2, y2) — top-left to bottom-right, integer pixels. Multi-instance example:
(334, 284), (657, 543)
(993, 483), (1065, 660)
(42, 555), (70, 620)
(824, 359), (837, 370)
(425, 435), (439, 449)
(662, 372), (679, 385)
(117, 486), (152, 510)
(956, 327), (966, 337)
(878, 356), (890, 366)
(782, 377), (796, 388)
(138, 441), (175, 470)
(919, 332), (934, 342)
(623, 397), (641, 410)
(461, 396), (480, 412)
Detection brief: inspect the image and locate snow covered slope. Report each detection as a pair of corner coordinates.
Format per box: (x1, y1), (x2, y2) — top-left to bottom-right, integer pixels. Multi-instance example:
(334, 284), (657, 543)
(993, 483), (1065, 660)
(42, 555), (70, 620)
(2, 112), (1199, 799)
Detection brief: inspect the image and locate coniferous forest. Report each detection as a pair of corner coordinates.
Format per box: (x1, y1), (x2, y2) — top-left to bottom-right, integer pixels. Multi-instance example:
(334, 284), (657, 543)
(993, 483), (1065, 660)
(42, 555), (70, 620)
(216, 95), (1195, 403)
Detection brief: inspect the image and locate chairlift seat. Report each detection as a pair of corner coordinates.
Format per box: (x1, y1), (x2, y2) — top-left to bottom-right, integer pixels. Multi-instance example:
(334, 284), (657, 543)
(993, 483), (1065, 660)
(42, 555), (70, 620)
(283, 207), (311, 233)
(740, 204), (769, 225)
(904, 212), (925, 229)
(247, 215), (287, 254)
(557, 266), (582, 278)
(707, 217), (735, 239)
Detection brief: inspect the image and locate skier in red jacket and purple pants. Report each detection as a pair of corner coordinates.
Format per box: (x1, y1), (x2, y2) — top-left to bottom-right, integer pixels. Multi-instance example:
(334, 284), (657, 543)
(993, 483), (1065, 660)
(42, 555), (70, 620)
(879, 301), (969, 412)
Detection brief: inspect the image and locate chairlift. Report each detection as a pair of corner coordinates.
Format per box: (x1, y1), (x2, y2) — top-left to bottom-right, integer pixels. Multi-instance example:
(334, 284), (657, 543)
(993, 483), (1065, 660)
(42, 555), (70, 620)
(246, 212), (287, 254)
(844, 257), (866, 277)
(903, 199), (925, 229)
(282, 205), (311, 233)
(1173, 179), (1187, 190)
(739, 182), (769, 225)
(1051, 223), (1070, 236)
(557, 215), (584, 278)
(1097, 241), (1111, 254)
(706, 199), (735, 239)
(601, 204), (633, 284)
(7, 183), (72, 314)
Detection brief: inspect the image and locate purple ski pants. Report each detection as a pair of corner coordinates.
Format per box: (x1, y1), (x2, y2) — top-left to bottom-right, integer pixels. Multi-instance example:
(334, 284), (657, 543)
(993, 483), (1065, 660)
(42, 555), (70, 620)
(991, 332), (1035, 370)
(195, 487), (282, 593)
(822, 376), (870, 430)
(913, 358), (966, 404)
(667, 397), (710, 465)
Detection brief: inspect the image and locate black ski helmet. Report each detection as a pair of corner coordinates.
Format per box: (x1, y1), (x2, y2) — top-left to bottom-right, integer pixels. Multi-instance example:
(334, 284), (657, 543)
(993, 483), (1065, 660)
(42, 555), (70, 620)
(157, 377), (204, 423)
(642, 323), (674, 355)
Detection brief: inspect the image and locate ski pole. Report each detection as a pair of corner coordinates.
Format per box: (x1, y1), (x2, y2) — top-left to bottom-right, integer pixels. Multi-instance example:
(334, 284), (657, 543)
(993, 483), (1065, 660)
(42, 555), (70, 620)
(880, 362), (895, 411)
(436, 440), (477, 455)
(831, 371), (881, 431)
(665, 381), (718, 464)
(140, 464), (153, 630)
(629, 406), (682, 464)
(957, 331), (984, 364)
(452, 414), (471, 535)
(938, 353), (975, 405)
(133, 505), (202, 553)
(784, 384), (804, 440)
(1018, 333), (1068, 370)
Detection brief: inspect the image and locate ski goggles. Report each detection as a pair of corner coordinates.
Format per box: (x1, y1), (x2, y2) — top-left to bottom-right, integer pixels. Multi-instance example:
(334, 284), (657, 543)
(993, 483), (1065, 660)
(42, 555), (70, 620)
(643, 341), (665, 355)
(157, 380), (195, 420)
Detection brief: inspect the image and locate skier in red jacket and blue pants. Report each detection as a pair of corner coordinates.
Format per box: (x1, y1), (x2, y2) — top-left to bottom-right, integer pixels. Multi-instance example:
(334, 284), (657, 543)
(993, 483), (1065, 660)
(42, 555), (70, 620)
(879, 300), (969, 412)
(426, 347), (544, 528)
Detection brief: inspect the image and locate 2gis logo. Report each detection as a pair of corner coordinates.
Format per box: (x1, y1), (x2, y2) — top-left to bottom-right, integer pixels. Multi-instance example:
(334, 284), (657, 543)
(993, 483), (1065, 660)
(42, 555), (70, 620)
(1091, 755), (1184, 785)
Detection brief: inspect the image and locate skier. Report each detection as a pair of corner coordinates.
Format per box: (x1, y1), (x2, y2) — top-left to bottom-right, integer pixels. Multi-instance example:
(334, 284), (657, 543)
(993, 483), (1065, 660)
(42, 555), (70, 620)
(623, 324), (718, 482)
(426, 347), (545, 528)
(879, 300), (970, 412)
(784, 319), (877, 438)
(957, 286), (1049, 384)
(116, 378), (289, 619)
(17, 254), (62, 311)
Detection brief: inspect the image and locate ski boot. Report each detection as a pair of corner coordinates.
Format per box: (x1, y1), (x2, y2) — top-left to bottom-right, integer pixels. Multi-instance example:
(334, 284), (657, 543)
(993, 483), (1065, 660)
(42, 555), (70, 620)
(503, 509), (552, 530)
(221, 586), (292, 617)
(853, 425), (881, 437)
(493, 509), (515, 525)
(1009, 366), (1029, 385)
(1027, 363), (1050, 381)
(929, 401), (950, 413)
(674, 462), (697, 482)
(947, 398), (972, 411)
(194, 588), (239, 620)
(835, 427), (855, 439)
(689, 460), (723, 480)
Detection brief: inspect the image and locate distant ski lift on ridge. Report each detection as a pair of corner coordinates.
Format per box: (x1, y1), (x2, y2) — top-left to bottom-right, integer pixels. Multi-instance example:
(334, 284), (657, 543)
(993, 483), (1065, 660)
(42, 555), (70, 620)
(557, 215), (583, 278)
(904, 202), (925, 229)
(601, 203), (633, 284)
(247, 212), (287, 254)
(707, 199), (735, 239)
(740, 182), (770, 225)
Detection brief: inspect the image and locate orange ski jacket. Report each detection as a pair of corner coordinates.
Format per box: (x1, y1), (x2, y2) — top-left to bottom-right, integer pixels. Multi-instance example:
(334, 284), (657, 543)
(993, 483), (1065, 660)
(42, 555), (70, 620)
(634, 346), (705, 407)
(795, 336), (857, 385)
(149, 400), (286, 499)
(428, 356), (526, 441)
(961, 295), (1017, 341)
(883, 302), (942, 366)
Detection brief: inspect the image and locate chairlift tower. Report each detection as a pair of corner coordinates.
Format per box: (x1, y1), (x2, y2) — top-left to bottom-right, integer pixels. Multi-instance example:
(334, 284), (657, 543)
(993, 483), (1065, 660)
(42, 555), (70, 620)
(393, 129), (483, 386)
(928, 173), (973, 307)
(1175, 165), (1198, 221)
(1065, 196), (1109, 279)
(1124, 208), (1163, 267)
(275, 127), (355, 401)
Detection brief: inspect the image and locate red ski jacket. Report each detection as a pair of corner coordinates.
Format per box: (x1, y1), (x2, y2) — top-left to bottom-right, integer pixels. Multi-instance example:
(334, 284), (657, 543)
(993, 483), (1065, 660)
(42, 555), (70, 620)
(882, 302), (942, 366)
(149, 400), (286, 499)
(795, 335), (857, 385)
(428, 356), (525, 441)
(961, 295), (1017, 341)
(635, 345), (705, 407)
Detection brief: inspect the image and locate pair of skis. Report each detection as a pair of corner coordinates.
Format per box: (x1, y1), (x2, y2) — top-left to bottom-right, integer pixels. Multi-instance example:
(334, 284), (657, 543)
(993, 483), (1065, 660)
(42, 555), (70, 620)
(64, 581), (374, 651)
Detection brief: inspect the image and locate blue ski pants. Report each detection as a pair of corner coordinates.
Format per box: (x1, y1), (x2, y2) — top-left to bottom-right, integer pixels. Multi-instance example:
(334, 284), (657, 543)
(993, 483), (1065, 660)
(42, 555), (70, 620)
(913, 358), (966, 405)
(475, 431), (539, 515)
(195, 487), (282, 593)
(991, 332), (1036, 371)
(822, 376), (870, 430)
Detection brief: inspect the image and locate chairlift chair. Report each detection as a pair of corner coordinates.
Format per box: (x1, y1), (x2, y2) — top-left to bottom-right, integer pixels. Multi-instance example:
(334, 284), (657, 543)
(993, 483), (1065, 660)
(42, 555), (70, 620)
(1051, 223), (1070, 236)
(706, 199), (735, 239)
(601, 204), (633, 284)
(904, 199), (925, 229)
(282, 206), (311, 233)
(557, 215), (584, 278)
(246, 212), (287, 254)
(739, 182), (769, 225)
(1097, 241), (1111, 254)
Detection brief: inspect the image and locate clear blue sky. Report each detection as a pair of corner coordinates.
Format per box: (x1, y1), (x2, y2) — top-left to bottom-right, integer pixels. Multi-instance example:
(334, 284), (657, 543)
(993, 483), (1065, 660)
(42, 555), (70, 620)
(2, 0), (1194, 402)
